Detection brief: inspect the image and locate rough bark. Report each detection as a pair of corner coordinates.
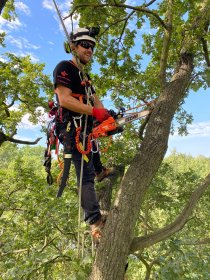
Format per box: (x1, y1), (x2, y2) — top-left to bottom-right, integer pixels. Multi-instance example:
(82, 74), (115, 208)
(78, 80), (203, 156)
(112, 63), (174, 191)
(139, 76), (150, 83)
(97, 165), (125, 213)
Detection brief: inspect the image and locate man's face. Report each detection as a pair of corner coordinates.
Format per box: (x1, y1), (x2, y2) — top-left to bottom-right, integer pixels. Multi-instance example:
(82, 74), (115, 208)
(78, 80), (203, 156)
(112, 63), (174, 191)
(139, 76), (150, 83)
(75, 40), (95, 64)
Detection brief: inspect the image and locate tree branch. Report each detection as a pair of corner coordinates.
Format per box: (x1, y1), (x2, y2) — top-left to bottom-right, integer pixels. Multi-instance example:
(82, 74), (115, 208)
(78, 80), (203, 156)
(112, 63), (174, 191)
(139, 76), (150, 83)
(0, 130), (42, 146)
(2, 100), (15, 117)
(65, 3), (168, 30)
(139, 114), (151, 141)
(118, 11), (135, 43)
(6, 136), (42, 145)
(130, 173), (210, 253)
(38, 236), (59, 253)
(138, 255), (150, 279)
(136, 252), (162, 280)
(180, 237), (210, 246)
(1, 248), (28, 257)
(100, 11), (135, 38)
(159, 0), (173, 87)
(99, 10), (135, 72)
(144, 0), (157, 7)
(201, 38), (210, 67)
(26, 255), (62, 278)
(200, 21), (210, 67)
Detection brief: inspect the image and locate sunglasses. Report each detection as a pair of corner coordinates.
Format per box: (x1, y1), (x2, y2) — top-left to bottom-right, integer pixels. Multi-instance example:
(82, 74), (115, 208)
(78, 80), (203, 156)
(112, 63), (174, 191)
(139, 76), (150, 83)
(78, 41), (95, 51)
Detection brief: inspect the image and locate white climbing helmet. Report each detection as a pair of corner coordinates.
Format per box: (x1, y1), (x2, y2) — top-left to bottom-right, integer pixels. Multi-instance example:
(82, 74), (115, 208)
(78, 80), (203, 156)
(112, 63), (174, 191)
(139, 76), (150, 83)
(70, 27), (100, 44)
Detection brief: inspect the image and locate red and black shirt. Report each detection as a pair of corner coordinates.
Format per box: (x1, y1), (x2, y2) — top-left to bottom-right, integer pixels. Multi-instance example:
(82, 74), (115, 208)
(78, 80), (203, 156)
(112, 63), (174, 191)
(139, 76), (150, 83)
(53, 60), (95, 129)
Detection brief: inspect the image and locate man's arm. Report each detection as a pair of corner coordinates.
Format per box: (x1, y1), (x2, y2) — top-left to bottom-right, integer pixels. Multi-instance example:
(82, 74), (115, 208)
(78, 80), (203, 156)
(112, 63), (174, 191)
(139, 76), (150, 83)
(56, 85), (93, 115)
(56, 85), (110, 122)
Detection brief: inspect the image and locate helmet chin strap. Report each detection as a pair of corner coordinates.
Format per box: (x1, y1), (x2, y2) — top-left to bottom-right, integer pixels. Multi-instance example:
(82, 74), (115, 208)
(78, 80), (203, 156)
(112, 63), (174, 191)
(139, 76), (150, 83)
(71, 47), (86, 70)
(77, 56), (87, 66)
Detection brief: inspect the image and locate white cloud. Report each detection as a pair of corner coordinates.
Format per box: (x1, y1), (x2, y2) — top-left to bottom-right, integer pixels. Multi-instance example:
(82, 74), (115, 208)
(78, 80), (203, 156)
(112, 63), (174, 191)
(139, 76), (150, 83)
(9, 103), (19, 111)
(18, 51), (40, 63)
(43, 0), (78, 34)
(0, 16), (23, 31)
(15, 2), (31, 16)
(18, 107), (49, 130)
(188, 121), (210, 136)
(0, 3), (29, 35)
(7, 35), (40, 50)
(0, 56), (7, 63)
(18, 114), (39, 129)
(43, 0), (70, 12)
(8, 36), (22, 49)
(0, 2), (29, 33)
(125, 0), (137, 4)
(173, 121), (210, 137)
(42, 0), (55, 11)
(1, 50), (39, 68)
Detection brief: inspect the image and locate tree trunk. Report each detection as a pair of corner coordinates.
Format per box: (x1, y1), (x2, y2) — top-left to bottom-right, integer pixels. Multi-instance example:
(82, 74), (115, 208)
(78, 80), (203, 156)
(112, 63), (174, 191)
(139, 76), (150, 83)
(90, 54), (194, 280)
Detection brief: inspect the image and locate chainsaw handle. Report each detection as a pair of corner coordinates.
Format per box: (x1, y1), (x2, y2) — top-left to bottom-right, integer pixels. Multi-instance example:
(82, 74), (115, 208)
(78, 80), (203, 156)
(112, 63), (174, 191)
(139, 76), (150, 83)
(92, 117), (118, 138)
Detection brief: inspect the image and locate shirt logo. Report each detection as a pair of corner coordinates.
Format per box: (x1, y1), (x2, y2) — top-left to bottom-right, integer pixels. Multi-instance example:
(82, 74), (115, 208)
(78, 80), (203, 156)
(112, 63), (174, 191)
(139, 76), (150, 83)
(61, 71), (68, 77)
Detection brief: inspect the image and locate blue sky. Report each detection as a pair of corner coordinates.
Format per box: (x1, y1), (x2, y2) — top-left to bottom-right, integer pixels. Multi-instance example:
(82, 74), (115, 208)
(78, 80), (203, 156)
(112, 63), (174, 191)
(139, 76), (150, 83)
(0, 0), (209, 157)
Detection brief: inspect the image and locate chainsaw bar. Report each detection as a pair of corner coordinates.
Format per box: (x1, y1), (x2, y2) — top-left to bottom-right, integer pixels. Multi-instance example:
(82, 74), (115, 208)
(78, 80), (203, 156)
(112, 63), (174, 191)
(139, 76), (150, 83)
(116, 109), (151, 126)
(92, 109), (151, 139)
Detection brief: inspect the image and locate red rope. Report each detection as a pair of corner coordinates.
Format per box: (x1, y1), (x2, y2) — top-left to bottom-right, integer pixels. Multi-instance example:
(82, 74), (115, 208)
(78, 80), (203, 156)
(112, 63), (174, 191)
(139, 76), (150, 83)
(75, 127), (92, 155)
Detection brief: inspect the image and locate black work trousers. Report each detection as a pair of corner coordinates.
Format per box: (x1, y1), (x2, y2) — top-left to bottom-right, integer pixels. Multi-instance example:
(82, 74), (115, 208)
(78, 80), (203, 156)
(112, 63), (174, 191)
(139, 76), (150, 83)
(72, 148), (102, 224)
(61, 127), (102, 225)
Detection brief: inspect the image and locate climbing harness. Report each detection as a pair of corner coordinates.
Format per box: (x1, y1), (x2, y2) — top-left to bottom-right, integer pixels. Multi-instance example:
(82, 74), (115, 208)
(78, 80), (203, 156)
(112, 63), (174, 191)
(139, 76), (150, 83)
(44, 98), (154, 191)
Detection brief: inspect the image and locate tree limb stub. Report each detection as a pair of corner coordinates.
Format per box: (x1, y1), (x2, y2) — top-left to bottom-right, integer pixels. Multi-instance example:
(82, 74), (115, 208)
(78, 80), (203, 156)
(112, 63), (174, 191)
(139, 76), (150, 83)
(130, 173), (210, 253)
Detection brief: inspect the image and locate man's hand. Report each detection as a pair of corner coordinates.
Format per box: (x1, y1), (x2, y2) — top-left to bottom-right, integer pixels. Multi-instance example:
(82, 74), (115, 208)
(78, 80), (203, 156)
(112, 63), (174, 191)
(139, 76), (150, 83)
(92, 108), (111, 123)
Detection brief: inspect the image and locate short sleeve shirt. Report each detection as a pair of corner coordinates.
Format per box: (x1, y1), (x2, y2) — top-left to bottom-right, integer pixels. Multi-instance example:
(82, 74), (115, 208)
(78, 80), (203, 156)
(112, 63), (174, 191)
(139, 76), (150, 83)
(53, 60), (94, 130)
(53, 60), (95, 97)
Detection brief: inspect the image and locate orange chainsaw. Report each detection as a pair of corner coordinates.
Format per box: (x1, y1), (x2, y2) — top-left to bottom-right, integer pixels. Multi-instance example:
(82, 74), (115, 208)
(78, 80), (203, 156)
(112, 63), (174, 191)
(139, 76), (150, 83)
(92, 107), (152, 139)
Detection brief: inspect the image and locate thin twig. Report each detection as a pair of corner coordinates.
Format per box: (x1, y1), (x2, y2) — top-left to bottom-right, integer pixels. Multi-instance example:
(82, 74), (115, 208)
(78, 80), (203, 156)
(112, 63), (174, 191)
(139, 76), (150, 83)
(144, 0), (157, 8)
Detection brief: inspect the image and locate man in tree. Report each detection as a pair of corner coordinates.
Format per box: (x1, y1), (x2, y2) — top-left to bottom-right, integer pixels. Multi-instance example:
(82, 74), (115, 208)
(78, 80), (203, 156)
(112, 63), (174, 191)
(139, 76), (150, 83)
(53, 27), (112, 239)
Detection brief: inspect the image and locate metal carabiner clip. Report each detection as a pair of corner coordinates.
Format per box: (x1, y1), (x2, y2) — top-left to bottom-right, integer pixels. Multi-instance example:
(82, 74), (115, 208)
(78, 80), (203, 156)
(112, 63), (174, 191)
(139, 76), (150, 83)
(73, 115), (82, 128)
(91, 139), (99, 153)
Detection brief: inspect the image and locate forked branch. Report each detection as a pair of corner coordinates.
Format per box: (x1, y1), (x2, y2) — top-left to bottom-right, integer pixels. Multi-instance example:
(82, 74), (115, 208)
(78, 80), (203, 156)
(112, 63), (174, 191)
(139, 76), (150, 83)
(130, 173), (210, 253)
